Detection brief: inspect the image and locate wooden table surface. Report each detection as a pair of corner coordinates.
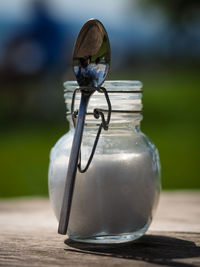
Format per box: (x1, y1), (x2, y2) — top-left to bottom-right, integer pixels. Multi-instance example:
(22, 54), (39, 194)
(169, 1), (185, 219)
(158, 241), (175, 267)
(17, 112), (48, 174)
(0, 191), (200, 267)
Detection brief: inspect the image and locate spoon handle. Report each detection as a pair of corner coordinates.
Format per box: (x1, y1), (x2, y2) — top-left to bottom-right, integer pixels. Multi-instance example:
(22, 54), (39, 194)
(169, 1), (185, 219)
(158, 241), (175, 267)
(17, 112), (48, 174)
(58, 92), (90, 235)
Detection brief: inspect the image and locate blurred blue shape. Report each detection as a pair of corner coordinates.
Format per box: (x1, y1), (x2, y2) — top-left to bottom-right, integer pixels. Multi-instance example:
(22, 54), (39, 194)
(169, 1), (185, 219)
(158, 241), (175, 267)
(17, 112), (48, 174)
(0, 0), (68, 79)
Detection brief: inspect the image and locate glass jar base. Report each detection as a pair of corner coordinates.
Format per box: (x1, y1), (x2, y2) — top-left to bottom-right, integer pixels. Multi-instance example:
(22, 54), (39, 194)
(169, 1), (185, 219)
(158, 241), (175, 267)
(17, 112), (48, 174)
(68, 223), (150, 245)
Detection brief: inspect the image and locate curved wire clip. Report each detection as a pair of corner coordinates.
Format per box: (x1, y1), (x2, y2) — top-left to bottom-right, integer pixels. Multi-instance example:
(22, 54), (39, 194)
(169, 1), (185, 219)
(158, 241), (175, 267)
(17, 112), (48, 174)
(70, 86), (112, 173)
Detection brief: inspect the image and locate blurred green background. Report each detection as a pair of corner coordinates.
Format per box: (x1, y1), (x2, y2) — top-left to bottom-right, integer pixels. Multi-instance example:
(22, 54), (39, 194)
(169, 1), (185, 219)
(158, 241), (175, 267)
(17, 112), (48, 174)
(0, 0), (200, 197)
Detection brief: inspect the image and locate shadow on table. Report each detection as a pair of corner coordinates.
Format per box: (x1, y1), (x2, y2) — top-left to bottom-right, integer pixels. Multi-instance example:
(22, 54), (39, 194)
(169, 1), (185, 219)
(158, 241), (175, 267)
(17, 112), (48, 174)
(65, 234), (200, 267)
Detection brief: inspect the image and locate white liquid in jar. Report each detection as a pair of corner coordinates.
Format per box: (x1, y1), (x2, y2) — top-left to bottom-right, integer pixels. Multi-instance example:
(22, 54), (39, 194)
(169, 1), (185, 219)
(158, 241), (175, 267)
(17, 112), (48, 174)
(49, 143), (160, 239)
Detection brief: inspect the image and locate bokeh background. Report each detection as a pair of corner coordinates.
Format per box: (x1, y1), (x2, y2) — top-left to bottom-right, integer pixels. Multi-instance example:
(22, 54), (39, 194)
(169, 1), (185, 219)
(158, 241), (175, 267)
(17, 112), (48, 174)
(0, 0), (200, 197)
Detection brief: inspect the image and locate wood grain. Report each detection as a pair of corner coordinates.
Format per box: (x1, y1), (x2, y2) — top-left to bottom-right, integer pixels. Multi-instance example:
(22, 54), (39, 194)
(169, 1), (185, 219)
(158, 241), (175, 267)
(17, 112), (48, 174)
(0, 192), (199, 267)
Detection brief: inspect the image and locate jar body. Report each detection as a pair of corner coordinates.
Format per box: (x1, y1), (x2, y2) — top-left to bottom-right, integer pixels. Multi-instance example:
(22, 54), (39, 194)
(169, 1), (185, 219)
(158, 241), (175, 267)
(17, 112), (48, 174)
(49, 128), (161, 243)
(48, 80), (161, 244)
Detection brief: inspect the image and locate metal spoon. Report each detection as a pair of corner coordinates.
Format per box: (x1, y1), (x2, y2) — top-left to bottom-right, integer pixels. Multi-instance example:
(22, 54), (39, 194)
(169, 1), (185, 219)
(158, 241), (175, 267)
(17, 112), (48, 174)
(58, 19), (111, 235)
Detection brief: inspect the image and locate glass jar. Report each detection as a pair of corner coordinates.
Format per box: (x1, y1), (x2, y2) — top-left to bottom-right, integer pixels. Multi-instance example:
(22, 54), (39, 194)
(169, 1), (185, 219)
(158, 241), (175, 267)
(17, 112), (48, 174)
(48, 80), (161, 244)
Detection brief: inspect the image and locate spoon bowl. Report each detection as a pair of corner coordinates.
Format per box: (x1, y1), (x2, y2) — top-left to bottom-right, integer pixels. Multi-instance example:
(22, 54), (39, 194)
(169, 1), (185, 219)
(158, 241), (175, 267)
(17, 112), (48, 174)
(73, 19), (110, 88)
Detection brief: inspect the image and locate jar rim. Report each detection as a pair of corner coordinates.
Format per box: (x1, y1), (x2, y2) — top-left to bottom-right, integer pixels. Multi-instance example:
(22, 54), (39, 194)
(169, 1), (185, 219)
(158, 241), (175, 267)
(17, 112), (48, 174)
(64, 80), (143, 127)
(63, 80), (143, 92)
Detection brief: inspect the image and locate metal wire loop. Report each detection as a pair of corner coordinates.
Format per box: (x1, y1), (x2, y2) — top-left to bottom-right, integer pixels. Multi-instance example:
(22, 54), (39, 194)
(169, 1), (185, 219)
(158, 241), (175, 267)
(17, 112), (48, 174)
(70, 86), (112, 173)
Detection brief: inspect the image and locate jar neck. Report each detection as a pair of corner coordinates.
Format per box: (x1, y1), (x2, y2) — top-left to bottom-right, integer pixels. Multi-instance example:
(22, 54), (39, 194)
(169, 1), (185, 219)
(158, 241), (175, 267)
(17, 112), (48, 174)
(69, 115), (142, 133)
(64, 80), (143, 131)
